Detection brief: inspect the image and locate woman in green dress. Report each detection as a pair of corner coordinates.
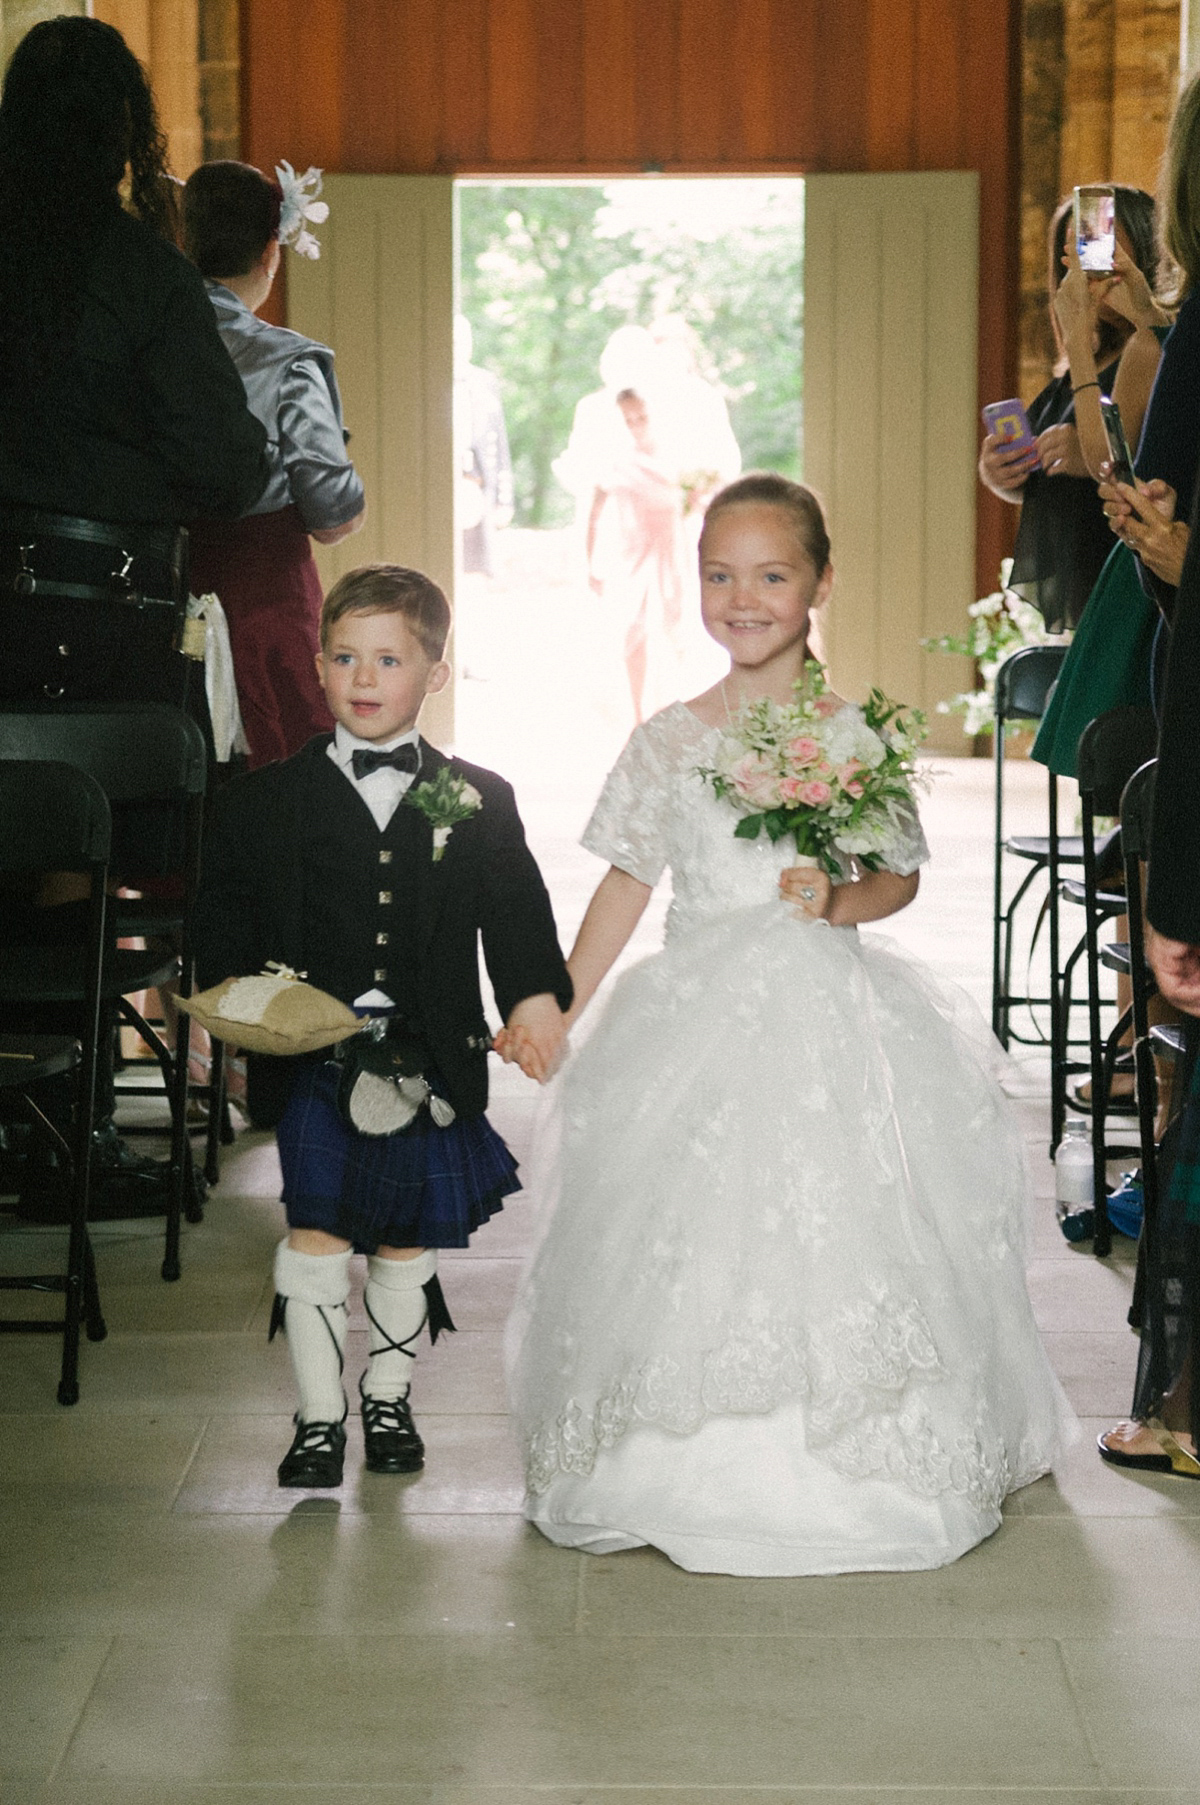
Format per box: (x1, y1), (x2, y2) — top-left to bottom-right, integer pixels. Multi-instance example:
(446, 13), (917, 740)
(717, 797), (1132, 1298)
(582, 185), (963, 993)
(1031, 215), (1170, 777)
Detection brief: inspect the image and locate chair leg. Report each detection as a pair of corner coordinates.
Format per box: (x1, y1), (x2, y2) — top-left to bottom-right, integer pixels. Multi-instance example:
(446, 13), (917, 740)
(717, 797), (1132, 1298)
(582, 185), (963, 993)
(82, 1234), (107, 1342)
(992, 734), (1005, 1042)
(1047, 776), (1063, 1156)
(204, 1038), (225, 1187)
(163, 1008), (192, 1283)
(1126, 855), (1160, 1268)
(1083, 840), (1112, 1260)
(56, 1129), (91, 1407)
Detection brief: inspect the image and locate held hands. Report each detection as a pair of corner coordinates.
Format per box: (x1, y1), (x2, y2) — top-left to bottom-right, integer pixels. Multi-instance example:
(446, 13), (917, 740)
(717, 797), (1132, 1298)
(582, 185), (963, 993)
(780, 863), (832, 921)
(1147, 927), (1200, 1016)
(1036, 422), (1089, 479)
(1099, 470), (1189, 584)
(494, 992), (567, 1083)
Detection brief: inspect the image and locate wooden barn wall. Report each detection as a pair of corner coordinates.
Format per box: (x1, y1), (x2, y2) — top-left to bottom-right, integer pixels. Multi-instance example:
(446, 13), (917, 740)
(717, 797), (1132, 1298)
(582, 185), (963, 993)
(241, 0), (1022, 603)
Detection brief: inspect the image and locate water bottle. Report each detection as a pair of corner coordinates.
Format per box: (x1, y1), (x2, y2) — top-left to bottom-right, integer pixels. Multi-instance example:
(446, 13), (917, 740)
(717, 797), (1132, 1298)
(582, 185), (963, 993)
(1055, 1118), (1094, 1239)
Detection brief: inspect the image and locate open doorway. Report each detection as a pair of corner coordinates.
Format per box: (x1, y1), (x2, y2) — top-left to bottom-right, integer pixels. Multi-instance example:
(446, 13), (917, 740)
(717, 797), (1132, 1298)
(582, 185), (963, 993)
(452, 177), (805, 796)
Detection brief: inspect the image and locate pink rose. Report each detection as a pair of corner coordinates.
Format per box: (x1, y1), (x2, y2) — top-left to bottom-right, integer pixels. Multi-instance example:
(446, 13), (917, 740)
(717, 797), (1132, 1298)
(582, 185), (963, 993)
(845, 780), (865, 799)
(799, 780), (833, 807)
(731, 754), (779, 809)
(786, 735), (820, 766)
(778, 774), (805, 804)
(837, 760), (863, 787)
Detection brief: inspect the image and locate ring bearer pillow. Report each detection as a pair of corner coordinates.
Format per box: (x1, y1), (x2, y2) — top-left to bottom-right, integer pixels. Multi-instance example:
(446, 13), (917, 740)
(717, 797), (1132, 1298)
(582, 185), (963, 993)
(178, 962), (359, 1056)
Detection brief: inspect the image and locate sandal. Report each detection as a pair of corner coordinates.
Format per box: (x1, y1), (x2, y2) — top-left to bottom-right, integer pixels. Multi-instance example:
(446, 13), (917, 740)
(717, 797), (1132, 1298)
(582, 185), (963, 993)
(1097, 1417), (1200, 1478)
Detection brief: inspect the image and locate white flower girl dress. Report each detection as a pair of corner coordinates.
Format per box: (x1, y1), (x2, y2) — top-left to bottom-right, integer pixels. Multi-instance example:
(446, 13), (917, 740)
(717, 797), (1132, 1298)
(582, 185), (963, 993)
(507, 702), (1075, 1575)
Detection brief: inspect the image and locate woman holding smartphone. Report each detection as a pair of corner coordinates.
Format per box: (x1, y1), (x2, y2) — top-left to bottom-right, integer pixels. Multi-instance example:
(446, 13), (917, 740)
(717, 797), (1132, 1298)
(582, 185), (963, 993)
(978, 186), (1158, 632)
(1030, 217), (1172, 780)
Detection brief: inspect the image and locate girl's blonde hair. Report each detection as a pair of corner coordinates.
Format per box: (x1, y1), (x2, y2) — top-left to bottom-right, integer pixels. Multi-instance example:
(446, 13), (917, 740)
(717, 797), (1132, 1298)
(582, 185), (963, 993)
(700, 473), (831, 573)
(1161, 71), (1200, 302)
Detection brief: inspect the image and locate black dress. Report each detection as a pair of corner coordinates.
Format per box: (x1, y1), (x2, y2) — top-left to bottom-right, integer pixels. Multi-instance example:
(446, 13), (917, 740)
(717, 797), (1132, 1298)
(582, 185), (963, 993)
(0, 203), (268, 721)
(1007, 358), (1121, 631)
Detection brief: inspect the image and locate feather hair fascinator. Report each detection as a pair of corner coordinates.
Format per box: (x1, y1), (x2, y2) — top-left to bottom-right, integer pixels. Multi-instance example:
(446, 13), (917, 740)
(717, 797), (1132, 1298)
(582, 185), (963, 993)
(275, 161), (329, 260)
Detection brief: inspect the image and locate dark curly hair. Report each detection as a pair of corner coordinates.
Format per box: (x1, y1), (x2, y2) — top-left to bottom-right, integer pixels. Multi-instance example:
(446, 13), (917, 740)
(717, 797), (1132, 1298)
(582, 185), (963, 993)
(0, 16), (173, 382)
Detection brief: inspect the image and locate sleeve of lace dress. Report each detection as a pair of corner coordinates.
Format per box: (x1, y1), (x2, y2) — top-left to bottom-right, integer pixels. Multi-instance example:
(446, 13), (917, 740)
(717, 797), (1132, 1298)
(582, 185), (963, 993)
(580, 724), (670, 887)
(877, 794), (931, 877)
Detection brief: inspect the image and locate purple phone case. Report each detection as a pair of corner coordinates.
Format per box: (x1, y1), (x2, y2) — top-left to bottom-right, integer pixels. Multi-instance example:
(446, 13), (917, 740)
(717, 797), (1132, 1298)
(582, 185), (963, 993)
(982, 400), (1035, 454)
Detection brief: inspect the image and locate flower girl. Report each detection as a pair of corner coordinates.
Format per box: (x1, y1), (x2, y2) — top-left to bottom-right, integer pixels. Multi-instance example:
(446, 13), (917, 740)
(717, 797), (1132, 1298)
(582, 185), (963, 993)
(506, 473), (1074, 1575)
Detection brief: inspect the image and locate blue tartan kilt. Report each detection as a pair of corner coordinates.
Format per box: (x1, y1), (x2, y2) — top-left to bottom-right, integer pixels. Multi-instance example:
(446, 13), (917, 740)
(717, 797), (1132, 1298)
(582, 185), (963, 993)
(276, 1058), (519, 1252)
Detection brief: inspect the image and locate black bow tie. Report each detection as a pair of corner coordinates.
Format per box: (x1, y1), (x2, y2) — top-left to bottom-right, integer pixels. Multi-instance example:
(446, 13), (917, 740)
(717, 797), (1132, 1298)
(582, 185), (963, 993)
(351, 743), (420, 781)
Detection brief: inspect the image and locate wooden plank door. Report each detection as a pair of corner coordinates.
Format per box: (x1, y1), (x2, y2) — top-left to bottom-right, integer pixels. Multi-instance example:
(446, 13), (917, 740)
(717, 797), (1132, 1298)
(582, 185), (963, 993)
(804, 172), (979, 750)
(287, 175), (457, 745)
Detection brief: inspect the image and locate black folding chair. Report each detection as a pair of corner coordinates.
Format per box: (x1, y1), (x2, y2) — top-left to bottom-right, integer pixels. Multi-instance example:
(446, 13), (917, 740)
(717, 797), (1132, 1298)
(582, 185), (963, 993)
(1058, 709), (1158, 1253)
(1109, 760), (1159, 1267)
(992, 645), (1077, 1052)
(0, 761), (110, 1402)
(0, 704), (208, 1281)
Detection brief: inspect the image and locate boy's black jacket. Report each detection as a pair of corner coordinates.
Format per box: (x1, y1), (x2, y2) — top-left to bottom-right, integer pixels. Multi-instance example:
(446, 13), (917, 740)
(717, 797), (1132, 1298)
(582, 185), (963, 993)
(194, 735), (572, 1123)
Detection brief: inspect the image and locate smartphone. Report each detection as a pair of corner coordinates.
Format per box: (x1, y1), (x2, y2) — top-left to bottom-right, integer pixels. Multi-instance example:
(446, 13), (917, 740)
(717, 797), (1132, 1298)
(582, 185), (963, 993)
(1099, 394), (1137, 487)
(1075, 184), (1116, 273)
(982, 399), (1036, 455)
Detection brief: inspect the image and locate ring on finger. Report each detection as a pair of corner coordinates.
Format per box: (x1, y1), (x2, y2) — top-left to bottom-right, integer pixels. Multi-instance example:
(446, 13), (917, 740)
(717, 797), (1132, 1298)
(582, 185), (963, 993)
(799, 884), (816, 902)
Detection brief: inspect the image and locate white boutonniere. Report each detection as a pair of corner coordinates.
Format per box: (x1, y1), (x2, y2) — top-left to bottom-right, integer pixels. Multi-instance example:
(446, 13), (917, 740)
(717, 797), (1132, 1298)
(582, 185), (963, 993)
(404, 767), (483, 861)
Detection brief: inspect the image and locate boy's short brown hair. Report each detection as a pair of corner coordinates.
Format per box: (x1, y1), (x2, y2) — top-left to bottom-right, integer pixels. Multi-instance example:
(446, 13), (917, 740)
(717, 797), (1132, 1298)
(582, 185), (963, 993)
(319, 565), (451, 662)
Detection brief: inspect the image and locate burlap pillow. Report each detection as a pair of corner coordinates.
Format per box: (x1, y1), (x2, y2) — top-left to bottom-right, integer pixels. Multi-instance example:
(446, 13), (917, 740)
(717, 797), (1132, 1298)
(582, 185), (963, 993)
(177, 970), (361, 1056)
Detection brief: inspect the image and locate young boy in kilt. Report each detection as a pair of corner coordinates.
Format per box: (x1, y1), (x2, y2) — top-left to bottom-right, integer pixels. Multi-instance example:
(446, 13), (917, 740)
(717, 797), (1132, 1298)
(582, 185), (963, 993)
(194, 564), (570, 1487)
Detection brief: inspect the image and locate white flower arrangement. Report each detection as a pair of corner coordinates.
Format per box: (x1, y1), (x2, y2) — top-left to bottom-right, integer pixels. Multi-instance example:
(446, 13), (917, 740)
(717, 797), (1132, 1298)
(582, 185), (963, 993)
(921, 558), (1058, 738)
(275, 161), (330, 261)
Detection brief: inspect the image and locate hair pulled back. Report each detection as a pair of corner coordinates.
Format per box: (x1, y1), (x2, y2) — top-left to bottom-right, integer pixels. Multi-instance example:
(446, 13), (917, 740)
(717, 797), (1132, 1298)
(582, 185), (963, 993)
(701, 472), (832, 573)
(0, 17), (172, 382)
(183, 160), (282, 279)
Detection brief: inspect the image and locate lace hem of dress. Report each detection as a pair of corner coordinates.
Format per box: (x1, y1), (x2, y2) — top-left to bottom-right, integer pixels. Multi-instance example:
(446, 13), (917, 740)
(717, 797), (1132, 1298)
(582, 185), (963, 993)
(524, 1286), (1048, 1510)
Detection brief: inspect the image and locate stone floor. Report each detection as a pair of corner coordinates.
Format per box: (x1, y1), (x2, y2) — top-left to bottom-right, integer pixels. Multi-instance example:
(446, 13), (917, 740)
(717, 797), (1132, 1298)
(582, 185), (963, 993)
(3, 609), (1199, 1801)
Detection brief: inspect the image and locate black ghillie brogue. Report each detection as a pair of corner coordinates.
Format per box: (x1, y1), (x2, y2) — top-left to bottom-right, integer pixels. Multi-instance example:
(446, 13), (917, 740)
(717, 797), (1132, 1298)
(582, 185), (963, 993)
(360, 1383), (425, 1474)
(277, 1417), (347, 1488)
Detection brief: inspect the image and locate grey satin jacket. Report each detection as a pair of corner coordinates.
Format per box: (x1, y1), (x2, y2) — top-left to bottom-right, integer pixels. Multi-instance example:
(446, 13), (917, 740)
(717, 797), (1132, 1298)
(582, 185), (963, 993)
(206, 281), (365, 531)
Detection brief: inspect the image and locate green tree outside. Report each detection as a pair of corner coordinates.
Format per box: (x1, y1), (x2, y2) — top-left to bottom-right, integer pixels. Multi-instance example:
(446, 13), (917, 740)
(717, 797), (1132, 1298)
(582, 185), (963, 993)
(459, 181), (804, 530)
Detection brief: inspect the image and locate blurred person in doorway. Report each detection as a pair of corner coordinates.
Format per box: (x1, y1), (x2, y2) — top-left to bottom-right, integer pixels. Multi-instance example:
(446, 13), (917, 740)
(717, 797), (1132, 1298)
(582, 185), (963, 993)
(649, 313), (742, 531)
(557, 327), (686, 722)
(584, 385), (686, 724)
(455, 315), (514, 584)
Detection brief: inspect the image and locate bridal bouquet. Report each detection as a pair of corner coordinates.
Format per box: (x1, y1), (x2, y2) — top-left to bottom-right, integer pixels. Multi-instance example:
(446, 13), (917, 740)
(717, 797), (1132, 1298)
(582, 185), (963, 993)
(697, 663), (927, 876)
